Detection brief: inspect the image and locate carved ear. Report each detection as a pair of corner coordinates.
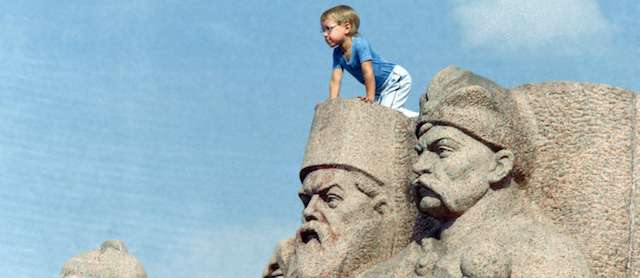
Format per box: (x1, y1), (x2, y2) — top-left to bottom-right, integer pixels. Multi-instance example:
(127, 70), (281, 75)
(488, 149), (514, 184)
(373, 196), (390, 215)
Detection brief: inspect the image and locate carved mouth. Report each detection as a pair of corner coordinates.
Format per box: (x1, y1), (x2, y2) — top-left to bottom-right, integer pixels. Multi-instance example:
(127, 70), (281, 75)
(265, 261), (284, 278)
(300, 228), (321, 244)
(417, 184), (439, 199)
(412, 178), (440, 199)
(269, 267), (283, 277)
(412, 177), (446, 214)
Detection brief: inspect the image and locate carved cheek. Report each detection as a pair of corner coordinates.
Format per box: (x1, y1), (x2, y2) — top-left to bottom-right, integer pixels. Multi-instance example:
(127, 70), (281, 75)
(337, 197), (375, 229)
(441, 156), (471, 182)
(445, 148), (488, 182)
(437, 157), (483, 209)
(325, 210), (353, 238)
(454, 161), (491, 208)
(340, 200), (364, 222)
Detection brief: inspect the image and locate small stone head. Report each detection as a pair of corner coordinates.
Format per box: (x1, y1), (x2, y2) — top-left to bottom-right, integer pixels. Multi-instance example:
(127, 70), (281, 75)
(60, 240), (147, 278)
(412, 66), (530, 219)
(262, 238), (295, 278)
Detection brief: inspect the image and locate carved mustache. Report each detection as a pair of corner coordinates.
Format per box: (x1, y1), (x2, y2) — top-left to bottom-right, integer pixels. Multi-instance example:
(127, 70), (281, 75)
(412, 175), (444, 201)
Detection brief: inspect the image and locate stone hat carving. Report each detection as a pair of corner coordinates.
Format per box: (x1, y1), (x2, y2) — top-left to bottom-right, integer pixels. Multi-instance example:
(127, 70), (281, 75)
(418, 65), (531, 183)
(59, 240), (147, 278)
(300, 99), (419, 251)
(301, 99), (415, 186)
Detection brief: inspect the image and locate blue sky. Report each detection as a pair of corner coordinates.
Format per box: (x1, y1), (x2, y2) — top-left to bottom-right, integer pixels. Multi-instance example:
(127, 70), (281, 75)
(0, 1), (638, 277)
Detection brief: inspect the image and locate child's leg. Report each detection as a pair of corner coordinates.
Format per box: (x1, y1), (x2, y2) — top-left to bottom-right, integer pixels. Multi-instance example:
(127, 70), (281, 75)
(376, 66), (418, 117)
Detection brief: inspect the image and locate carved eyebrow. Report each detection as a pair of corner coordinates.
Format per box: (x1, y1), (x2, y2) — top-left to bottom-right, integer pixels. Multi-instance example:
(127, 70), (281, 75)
(302, 178), (343, 195)
(428, 138), (460, 150)
(436, 138), (458, 146)
(318, 183), (342, 195)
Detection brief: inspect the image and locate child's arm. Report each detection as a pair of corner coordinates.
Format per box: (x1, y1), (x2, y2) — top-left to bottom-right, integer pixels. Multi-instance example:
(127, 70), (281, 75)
(359, 61), (375, 103)
(329, 67), (343, 99)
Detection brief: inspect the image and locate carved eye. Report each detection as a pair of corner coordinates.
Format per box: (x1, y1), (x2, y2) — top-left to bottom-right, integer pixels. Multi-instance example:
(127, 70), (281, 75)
(434, 145), (453, 158)
(326, 193), (342, 208)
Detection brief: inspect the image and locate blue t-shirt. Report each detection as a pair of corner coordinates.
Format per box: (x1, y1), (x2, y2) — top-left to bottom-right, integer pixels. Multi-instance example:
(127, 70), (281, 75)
(332, 37), (396, 93)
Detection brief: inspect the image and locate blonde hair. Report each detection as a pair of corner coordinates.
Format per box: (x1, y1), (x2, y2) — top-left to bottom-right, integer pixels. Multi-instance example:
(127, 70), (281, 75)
(321, 5), (360, 36)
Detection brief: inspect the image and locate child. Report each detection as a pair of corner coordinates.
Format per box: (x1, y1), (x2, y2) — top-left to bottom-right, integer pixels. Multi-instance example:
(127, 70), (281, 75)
(321, 5), (418, 117)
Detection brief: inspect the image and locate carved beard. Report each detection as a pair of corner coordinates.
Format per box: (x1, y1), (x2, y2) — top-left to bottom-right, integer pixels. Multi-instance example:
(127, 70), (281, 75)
(287, 218), (385, 278)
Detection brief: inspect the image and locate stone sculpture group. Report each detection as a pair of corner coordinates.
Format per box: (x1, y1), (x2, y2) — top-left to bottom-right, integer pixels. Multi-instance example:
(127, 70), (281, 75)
(55, 65), (638, 277)
(264, 65), (640, 277)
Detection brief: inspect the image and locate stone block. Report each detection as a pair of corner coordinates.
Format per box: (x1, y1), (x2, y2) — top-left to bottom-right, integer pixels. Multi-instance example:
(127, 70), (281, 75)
(512, 83), (636, 277)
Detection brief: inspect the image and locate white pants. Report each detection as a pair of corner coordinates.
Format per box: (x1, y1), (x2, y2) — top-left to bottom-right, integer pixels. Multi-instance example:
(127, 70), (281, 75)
(375, 65), (418, 117)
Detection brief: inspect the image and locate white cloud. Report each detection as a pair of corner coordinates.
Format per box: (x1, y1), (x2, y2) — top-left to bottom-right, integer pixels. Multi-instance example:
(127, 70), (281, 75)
(451, 0), (614, 54)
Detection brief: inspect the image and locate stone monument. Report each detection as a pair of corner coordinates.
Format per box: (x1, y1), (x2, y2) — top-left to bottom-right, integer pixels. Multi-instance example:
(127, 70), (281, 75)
(60, 240), (147, 278)
(510, 79), (639, 277)
(281, 100), (427, 278)
(265, 65), (639, 277)
(360, 66), (591, 277)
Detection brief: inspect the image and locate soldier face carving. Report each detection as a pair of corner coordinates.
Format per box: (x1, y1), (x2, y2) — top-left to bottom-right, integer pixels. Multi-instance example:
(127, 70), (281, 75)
(412, 125), (496, 219)
(288, 168), (386, 277)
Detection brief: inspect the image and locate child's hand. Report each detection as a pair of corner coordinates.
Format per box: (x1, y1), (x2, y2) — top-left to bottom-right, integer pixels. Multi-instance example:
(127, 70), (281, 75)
(357, 95), (374, 103)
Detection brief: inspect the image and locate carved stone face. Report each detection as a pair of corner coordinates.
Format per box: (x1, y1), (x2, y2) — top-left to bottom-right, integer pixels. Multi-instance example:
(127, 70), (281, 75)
(288, 168), (386, 278)
(263, 238), (294, 278)
(412, 125), (495, 219)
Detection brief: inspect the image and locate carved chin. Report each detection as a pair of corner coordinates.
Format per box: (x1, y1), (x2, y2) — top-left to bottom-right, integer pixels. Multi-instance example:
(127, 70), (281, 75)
(419, 195), (442, 211)
(291, 222), (384, 278)
(419, 196), (450, 217)
(290, 244), (340, 278)
(416, 183), (450, 217)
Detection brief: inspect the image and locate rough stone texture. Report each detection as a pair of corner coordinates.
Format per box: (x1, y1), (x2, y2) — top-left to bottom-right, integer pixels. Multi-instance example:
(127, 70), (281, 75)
(633, 92), (639, 278)
(301, 100), (414, 187)
(397, 66), (590, 277)
(419, 65), (533, 185)
(265, 66), (639, 277)
(511, 82), (637, 277)
(60, 240), (147, 278)
(282, 99), (429, 278)
(300, 99), (430, 244)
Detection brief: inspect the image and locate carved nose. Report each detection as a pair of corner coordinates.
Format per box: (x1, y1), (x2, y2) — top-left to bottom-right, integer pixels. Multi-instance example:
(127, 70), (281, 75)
(412, 155), (433, 175)
(302, 195), (321, 222)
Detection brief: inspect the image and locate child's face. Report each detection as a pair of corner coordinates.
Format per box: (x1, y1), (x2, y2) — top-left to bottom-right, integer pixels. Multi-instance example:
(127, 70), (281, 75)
(321, 18), (350, 48)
